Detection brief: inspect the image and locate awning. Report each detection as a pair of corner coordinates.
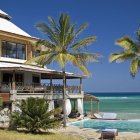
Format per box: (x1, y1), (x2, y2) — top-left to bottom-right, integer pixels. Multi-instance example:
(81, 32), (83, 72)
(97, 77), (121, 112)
(0, 62), (88, 79)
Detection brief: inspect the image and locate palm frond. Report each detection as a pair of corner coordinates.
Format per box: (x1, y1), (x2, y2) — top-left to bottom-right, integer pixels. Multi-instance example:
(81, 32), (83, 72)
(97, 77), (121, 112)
(36, 39), (56, 51)
(59, 13), (70, 46)
(36, 22), (60, 45)
(115, 36), (135, 50)
(109, 51), (135, 63)
(63, 54), (91, 75)
(75, 23), (88, 37)
(64, 24), (76, 47)
(74, 52), (101, 64)
(25, 52), (53, 66)
(71, 36), (96, 50)
(75, 63), (90, 75)
(48, 16), (60, 33)
(130, 58), (139, 77)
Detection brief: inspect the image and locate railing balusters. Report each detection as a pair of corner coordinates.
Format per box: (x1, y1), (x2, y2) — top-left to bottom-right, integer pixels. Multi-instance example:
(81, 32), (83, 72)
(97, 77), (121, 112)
(0, 82), (81, 94)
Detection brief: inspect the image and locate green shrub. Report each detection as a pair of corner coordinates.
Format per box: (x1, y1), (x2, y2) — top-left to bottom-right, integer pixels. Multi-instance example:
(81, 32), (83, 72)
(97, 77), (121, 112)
(0, 97), (3, 109)
(10, 97), (62, 133)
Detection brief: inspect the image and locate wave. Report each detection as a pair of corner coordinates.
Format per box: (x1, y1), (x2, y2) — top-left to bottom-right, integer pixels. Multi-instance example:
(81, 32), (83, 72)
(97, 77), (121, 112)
(99, 96), (140, 100)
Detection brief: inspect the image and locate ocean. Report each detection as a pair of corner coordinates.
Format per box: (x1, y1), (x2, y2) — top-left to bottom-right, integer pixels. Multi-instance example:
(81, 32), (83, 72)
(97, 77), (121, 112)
(84, 92), (140, 120)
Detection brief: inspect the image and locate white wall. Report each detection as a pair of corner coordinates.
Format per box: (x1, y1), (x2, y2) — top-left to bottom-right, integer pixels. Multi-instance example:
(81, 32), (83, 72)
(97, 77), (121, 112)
(24, 71), (41, 84)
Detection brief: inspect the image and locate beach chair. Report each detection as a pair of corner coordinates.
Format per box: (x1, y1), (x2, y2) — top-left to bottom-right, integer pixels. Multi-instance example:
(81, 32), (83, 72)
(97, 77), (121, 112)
(77, 114), (84, 120)
(91, 113), (117, 120)
(102, 113), (117, 120)
(91, 113), (102, 119)
(101, 129), (118, 140)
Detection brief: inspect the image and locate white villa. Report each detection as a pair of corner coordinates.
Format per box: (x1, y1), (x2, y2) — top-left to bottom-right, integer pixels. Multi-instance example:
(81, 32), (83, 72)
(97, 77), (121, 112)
(0, 9), (90, 117)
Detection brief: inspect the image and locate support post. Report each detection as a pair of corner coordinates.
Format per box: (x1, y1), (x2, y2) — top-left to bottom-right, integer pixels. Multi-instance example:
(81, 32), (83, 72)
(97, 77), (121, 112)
(90, 98), (93, 115)
(12, 70), (16, 90)
(63, 70), (67, 127)
(50, 76), (53, 94)
(80, 78), (82, 94)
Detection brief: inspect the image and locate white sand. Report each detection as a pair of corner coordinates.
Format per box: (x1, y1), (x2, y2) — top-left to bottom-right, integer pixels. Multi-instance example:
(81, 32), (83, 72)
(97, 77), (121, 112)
(54, 125), (140, 140)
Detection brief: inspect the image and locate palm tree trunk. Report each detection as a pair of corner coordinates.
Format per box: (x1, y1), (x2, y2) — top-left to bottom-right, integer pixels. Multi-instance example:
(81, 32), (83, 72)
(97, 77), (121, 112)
(62, 68), (67, 127)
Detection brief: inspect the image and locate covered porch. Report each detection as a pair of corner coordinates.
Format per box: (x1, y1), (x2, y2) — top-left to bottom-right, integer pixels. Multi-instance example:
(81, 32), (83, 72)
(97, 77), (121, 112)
(0, 62), (87, 103)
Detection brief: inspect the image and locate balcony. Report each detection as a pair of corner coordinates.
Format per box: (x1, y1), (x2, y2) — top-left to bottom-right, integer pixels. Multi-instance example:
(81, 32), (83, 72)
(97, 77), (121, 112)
(0, 82), (83, 101)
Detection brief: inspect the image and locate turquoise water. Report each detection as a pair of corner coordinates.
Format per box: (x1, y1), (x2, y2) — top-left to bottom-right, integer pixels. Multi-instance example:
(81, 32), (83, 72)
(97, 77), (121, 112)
(84, 92), (140, 119)
(72, 119), (140, 132)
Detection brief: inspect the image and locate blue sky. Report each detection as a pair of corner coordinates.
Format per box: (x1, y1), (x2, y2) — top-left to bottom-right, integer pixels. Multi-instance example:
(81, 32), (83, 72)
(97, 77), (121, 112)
(1, 0), (140, 92)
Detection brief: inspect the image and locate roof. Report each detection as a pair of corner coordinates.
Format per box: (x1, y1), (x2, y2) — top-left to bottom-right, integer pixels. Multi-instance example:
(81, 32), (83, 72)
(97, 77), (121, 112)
(0, 9), (11, 20)
(84, 93), (99, 101)
(0, 9), (31, 37)
(0, 62), (87, 79)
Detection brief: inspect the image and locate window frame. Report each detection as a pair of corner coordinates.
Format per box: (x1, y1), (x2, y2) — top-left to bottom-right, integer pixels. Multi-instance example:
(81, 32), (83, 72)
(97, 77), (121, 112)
(1, 40), (26, 60)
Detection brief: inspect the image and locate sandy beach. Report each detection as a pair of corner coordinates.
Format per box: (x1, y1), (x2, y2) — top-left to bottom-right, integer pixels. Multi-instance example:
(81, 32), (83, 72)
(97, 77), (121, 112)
(54, 125), (140, 140)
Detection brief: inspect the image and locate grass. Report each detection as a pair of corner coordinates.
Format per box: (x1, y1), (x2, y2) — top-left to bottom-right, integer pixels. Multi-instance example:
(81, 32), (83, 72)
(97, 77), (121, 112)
(0, 130), (84, 140)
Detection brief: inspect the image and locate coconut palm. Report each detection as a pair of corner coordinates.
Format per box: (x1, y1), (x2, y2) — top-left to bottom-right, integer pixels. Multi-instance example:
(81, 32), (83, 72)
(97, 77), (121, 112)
(109, 27), (140, 77)
(26, 13), (101, 127)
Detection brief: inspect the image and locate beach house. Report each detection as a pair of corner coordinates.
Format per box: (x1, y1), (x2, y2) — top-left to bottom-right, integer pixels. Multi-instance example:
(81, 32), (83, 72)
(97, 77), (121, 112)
(0, 9), (85, 116)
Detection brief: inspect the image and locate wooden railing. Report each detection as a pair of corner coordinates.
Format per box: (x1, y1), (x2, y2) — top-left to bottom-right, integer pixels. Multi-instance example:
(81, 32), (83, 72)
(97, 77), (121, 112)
(0, 82), (81, 94)
(16, 83), (51, 93)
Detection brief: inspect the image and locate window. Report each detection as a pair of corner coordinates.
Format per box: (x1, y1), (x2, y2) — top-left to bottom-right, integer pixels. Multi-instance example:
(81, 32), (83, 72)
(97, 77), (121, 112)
(32, 75), (40, 84)
(2, 41), (26, 60)
(2, 73), (23, 83)
(15, 74), (24, 83)
(3, 73), (13, 83)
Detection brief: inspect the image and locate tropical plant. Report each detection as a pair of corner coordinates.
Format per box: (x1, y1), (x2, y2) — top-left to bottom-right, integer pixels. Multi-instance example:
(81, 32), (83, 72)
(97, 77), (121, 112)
(110, 27), (140, 77)
(10, 97), (61, 133)
(0, 97), (3, 110)
(26, 13), (101, 127)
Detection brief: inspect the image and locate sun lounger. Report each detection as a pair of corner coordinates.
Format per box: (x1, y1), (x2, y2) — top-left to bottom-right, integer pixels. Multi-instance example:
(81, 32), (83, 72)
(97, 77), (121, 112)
(91, 113), (117, 120)
(101, 129), (118, 140)
(77, 114), (84, 120)
(91, 113), (102, 119)
(102, 113), (117, 120)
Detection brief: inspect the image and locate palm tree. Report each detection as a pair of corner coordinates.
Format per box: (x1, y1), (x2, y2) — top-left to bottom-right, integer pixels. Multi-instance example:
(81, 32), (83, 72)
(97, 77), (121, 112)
(26, 13), (101, 127)
(110, 27), (140, 77)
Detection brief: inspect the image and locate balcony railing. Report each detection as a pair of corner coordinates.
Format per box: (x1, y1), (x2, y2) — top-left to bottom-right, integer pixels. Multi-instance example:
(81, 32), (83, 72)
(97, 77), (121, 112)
(0, 82), (81, 94)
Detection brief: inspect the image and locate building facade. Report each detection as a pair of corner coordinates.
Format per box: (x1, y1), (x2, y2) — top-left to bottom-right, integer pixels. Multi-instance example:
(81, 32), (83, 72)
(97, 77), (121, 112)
(0, 10), (85, 117)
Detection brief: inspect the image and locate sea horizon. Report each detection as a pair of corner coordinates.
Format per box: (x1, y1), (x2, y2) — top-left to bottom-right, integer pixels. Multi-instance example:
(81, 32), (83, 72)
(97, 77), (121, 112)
(86, 92), (140, 97)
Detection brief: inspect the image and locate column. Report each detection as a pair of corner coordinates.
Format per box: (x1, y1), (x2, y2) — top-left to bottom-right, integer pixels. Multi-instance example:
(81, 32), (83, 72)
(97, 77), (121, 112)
(12, 70), (16, 90)
(50, 76), (53, 94)
(80, 78), (82, 94)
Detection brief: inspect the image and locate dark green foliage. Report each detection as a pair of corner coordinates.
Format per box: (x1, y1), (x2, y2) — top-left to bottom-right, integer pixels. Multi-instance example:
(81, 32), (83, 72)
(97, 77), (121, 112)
(10, 97), (61, 133)
(0, 97), (3, 109)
